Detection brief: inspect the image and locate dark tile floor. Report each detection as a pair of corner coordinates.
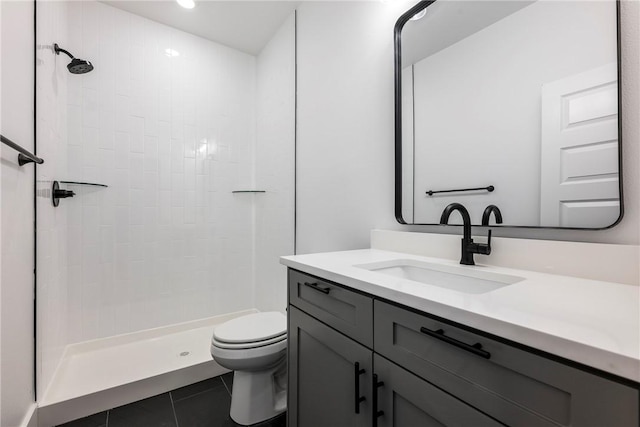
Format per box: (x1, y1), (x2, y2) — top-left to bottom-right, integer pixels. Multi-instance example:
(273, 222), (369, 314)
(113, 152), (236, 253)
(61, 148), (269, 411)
(58, 373), (286, 427)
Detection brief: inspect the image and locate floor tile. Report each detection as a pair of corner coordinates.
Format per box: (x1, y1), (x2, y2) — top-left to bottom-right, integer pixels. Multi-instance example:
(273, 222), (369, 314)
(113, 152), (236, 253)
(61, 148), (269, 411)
(56, 412), (107, 427)
(173, 383), (234, 427)
(108, 393), (177, 427)
(172, 376), (224, 402)
(221, 372), (234, 395)
(253, 413), (286, 427)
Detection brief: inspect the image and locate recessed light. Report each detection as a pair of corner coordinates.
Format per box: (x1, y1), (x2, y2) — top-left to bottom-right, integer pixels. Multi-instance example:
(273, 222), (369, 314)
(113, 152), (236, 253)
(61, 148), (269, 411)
(176, 0), (195, 9)
(410, 9), (427, 21)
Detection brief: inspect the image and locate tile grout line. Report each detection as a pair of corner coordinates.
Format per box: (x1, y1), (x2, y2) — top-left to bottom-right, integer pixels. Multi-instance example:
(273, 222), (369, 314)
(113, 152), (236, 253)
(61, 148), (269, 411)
(169, 392), (180, 427)
(221, 374), (232, 396)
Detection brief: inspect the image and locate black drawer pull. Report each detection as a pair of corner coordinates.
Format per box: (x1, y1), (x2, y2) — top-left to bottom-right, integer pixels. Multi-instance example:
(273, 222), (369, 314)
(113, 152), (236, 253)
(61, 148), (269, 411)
(303, 281), (330, 294)
(420, 327), (491, 359)
(354, 362), (366, 414)
(372, 373), (384, 427)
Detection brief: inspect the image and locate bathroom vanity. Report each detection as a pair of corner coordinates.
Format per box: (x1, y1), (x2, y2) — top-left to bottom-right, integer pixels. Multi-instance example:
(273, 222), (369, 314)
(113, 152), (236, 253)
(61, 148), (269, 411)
(283, 250), (640, 427)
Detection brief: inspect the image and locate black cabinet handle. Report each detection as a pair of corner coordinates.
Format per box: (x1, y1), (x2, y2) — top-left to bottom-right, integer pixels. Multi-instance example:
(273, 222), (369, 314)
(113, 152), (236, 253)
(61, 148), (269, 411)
(354, 362), (366, 414)
(420, 327), (491, 359)
(372, 373), (384, 427)
(302, 281), (330, 294)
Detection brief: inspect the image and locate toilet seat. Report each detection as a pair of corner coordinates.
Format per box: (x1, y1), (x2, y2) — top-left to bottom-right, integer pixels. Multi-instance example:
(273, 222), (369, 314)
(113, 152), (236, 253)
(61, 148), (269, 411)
(213, 312), (286, 345)
(212, 334), (286, 350)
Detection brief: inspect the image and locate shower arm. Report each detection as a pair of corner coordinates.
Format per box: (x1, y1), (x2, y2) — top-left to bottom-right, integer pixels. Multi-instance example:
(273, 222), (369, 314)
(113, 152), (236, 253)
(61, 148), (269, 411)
(54, 44), (75, 59)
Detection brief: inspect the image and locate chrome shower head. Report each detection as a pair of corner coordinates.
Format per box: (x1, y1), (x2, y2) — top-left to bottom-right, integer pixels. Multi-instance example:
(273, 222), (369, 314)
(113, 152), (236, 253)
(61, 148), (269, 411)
(54, 43), (94, 74)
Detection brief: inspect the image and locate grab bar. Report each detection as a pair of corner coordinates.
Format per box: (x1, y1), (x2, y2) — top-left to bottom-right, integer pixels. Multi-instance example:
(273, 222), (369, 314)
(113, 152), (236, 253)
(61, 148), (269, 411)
(426, 185), (494, 196)
(1, 134), (44, 166)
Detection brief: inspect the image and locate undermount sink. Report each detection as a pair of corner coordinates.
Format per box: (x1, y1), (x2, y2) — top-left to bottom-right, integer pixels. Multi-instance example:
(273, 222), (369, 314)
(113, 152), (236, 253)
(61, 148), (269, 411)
(355, 259), (524, 294)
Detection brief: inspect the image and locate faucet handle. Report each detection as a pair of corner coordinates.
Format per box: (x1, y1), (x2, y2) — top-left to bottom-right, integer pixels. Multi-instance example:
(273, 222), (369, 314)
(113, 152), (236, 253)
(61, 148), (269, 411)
(476, 229), (492, 256)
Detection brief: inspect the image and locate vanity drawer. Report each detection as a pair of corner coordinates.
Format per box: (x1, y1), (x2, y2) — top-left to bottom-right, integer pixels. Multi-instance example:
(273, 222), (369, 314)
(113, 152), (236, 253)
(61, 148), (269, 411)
(374, 300), (639, 427)
(288, 269), (373, 346)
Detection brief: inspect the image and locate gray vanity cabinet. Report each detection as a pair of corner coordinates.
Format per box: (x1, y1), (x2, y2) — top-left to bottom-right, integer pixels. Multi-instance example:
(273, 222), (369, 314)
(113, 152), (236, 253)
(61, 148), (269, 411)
(288, 306), (372, 427)
(287, 268), (640, 427)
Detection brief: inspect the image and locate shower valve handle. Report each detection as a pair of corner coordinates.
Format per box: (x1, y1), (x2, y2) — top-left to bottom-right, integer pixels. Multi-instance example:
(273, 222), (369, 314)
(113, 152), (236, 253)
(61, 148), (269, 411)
(54, 189), (75, 199)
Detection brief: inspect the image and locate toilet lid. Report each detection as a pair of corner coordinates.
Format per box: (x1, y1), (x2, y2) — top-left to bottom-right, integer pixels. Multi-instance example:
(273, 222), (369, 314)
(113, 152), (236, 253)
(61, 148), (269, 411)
(213, 312), (286, 344)
(212, 334), (286, 350)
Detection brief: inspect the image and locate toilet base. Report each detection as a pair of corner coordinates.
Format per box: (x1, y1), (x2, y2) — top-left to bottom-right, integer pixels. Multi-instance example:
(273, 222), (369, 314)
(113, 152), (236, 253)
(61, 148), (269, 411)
(229, 357), (287, 426)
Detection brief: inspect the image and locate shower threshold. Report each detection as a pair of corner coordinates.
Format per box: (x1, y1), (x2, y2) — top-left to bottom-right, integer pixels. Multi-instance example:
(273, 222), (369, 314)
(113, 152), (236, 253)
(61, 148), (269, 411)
(38, 309), (257, 427)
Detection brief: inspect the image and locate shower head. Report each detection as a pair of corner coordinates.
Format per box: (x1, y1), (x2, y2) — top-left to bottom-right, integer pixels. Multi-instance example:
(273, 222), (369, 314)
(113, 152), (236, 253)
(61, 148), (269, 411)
(67, 58), (94, 74)
(54, 43), (94, 74)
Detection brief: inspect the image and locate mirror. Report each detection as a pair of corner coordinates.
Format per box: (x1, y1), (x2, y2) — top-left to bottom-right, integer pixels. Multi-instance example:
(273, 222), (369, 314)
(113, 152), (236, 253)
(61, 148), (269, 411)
(394, 0), (622, 229)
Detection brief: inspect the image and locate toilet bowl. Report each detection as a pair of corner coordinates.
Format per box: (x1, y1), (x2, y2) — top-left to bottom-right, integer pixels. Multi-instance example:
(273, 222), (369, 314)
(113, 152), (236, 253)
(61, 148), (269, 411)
(211, 312), (287, 426)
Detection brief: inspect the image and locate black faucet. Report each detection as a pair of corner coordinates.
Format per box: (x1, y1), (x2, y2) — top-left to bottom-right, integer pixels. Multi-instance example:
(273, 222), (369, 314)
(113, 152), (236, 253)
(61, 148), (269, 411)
(482, 205), (503, 226)
(440, 203), (492, 265)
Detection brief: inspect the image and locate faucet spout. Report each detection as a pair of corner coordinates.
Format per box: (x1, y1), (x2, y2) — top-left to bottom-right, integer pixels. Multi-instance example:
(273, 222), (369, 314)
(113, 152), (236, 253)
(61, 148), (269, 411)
(440, 203), (475, 265)
(440, 203), (493, 265)
(440, 203), (472, 241)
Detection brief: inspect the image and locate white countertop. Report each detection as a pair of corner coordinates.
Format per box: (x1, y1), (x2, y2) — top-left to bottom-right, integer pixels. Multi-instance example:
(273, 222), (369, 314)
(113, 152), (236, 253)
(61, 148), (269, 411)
(281, 249), (640, 382)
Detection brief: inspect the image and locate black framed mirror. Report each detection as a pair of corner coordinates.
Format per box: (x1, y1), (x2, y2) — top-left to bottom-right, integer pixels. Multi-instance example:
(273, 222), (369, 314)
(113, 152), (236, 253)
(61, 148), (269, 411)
(394, 0), (623, 229)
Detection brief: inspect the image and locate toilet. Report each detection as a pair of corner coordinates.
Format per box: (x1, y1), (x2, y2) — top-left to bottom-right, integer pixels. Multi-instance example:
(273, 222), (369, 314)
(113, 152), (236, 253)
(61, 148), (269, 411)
(210, 312), (287, 425)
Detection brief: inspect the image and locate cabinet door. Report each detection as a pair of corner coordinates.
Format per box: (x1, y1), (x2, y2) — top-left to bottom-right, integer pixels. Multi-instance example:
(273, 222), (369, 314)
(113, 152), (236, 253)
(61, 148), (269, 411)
(289, 306), (372, 427)
(374, 355), (503, 427)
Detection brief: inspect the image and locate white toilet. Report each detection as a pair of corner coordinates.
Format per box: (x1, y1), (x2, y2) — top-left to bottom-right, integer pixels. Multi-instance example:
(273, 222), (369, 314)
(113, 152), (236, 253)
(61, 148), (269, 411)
(210, 312), (287, 425)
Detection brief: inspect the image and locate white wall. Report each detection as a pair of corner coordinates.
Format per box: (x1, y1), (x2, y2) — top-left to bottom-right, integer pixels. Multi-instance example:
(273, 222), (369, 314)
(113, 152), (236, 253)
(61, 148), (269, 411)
(254, 13), (296, 313)
(411, 1), (616, 226)
(295, 0), (639, 254)
(296, 1), (407, 254)
(1, 1), (36, 425)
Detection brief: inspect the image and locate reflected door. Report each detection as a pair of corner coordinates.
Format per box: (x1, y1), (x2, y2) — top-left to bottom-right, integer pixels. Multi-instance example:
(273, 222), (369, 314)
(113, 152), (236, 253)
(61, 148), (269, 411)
(540, 63), (619, 227)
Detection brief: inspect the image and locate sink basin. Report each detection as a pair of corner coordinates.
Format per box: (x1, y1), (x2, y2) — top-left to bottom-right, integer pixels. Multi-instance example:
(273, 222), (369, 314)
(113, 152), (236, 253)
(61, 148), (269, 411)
(355, 259), (524, 294)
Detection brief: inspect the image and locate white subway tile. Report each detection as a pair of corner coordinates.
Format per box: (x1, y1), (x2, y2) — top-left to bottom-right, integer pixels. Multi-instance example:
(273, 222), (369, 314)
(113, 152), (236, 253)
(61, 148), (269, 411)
(144, 136), (158, 172)
(129, 154), (144, 189)
(130, 116), (145, 153)
(114, 95), (131, 131)
(83, 88), (99, 128)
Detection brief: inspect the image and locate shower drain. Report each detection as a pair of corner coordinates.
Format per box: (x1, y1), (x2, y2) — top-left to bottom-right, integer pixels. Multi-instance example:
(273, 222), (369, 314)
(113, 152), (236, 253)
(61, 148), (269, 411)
(179, 351), (190, 357)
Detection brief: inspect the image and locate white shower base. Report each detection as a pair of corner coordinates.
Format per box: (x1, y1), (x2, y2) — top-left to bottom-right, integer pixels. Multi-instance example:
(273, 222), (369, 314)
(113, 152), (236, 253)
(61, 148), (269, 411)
(38, 309), (257, 427)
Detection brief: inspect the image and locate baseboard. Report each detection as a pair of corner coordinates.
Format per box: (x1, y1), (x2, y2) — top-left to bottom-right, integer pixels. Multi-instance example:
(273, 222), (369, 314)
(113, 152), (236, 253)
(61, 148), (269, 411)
(19, 404), (38, 427)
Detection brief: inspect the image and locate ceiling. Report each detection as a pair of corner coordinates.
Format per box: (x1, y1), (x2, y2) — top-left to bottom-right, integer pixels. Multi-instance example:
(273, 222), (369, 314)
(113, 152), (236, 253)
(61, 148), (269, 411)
(101, 1), (299, 55)
(402, 1), (535, 67)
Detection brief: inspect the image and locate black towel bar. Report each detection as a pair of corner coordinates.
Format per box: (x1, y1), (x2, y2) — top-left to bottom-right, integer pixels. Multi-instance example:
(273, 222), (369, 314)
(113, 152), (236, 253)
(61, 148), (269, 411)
(426, 185), (494, 196)
(1, 134), (44, 166)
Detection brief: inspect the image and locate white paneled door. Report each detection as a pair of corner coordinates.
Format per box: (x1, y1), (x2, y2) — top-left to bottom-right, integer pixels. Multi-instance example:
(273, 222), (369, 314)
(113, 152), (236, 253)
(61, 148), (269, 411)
(540, 63), (619, 228)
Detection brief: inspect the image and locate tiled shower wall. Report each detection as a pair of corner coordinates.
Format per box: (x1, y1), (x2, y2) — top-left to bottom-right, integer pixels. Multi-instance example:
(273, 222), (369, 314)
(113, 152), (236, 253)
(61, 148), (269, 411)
(63, 1), (256, 343)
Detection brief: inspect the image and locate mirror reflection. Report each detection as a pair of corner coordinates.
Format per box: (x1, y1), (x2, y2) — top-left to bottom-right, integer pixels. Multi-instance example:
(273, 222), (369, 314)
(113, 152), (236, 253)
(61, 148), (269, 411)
(397, 0), (621, 228)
